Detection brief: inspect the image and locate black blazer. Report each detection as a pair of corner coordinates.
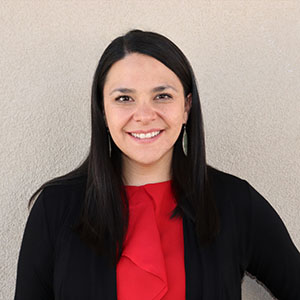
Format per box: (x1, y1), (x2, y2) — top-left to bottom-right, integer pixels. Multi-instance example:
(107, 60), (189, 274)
(14, 167), (300, 299)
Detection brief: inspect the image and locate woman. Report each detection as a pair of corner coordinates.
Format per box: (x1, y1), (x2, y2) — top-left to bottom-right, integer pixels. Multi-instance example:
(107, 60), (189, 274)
(14, 29), (300, 299)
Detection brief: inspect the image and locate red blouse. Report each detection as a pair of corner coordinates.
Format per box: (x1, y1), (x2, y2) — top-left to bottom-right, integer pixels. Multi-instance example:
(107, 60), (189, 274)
(117, 180), (186, 300)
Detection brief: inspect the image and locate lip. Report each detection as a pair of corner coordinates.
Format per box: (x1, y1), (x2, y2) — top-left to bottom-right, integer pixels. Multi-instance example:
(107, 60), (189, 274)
(127, 130), (164, 143)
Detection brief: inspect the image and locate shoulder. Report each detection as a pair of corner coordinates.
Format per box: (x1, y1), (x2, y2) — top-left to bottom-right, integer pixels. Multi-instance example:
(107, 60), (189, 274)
(30, 175), (87, 242)
(207, 165), (270, 209)
(207, 165), (250, 196)
(36, 175), (87, 212)
(206, 165), (256, 218)
(40, 175), (87, 206)
(206, 166), (279, 236)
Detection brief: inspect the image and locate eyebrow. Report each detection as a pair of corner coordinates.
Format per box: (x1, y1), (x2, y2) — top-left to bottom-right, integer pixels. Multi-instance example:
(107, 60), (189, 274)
(109, 85), (178, 95)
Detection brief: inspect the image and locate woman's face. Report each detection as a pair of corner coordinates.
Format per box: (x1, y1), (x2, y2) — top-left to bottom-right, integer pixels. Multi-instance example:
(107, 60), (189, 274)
(103, 53), (191, 169)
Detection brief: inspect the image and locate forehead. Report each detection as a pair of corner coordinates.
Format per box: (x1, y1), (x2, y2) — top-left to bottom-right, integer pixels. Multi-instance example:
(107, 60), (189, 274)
(103, 53), (183, 92)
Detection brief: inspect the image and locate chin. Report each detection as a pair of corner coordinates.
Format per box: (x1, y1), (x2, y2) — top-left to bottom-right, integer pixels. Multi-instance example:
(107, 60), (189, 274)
(132, 156), (163, 166)
(129, 151), (172, 167)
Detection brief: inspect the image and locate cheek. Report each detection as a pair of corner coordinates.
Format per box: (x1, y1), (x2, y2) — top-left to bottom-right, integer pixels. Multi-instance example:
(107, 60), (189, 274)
(163, 108), (186, 125)
(105, 107), (130, 131)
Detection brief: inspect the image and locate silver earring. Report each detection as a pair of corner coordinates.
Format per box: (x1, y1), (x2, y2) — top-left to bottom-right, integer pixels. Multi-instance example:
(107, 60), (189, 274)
(107, 130), (111, 158)
(182, 124), (188, 156)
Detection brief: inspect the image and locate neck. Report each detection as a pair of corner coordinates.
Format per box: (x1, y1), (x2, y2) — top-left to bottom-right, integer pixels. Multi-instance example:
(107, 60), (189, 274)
(122, 155), (172, 186)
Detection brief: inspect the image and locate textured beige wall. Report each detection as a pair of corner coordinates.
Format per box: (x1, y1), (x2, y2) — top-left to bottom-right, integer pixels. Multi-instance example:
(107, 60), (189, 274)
(1, 1), (299, 299)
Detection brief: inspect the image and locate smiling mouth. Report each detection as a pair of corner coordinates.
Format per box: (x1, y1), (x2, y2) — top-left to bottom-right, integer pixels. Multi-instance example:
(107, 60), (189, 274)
(128, 130), (163, 140)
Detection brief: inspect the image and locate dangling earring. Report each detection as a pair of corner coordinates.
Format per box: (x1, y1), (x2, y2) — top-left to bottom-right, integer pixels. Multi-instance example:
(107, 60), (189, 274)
(107, 129), (111, 158)
(182, 124), (188, 156)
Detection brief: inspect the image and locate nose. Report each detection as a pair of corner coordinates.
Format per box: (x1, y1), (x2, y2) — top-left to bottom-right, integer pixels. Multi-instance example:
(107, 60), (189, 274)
(132, 102), (156, 123)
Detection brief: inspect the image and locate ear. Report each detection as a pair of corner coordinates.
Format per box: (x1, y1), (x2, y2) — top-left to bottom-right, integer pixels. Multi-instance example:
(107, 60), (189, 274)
(183, 93), (192, 123)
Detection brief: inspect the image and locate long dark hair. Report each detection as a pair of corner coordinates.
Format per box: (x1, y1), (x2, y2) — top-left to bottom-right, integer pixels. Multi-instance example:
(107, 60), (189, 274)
(28, 29), (220, 266)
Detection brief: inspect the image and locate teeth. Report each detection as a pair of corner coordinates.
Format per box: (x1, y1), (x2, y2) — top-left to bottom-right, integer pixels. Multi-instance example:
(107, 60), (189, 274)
(130, 131), (161, 139)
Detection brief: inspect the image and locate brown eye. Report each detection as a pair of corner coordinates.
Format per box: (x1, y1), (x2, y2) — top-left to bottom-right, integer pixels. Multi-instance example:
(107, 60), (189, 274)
(115, 95), (131, 102)
(156, 93), (172, 100)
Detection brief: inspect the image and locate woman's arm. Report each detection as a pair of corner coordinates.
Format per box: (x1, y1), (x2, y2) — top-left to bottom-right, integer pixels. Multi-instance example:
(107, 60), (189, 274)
(14, 190), (55, 300)
(245, 182), (300, 299)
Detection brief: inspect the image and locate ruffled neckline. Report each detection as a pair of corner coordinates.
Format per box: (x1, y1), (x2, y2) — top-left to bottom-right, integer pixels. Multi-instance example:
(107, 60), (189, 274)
(124, 180), (174, 217)
(117, 180), (177, 299)
(124, 179), (172, 187)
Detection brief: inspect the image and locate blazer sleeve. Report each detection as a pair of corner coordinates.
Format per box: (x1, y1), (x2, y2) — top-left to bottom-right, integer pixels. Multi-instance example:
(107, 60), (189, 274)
(14, 190), (55, 300)
(244, 182), (300, 299)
